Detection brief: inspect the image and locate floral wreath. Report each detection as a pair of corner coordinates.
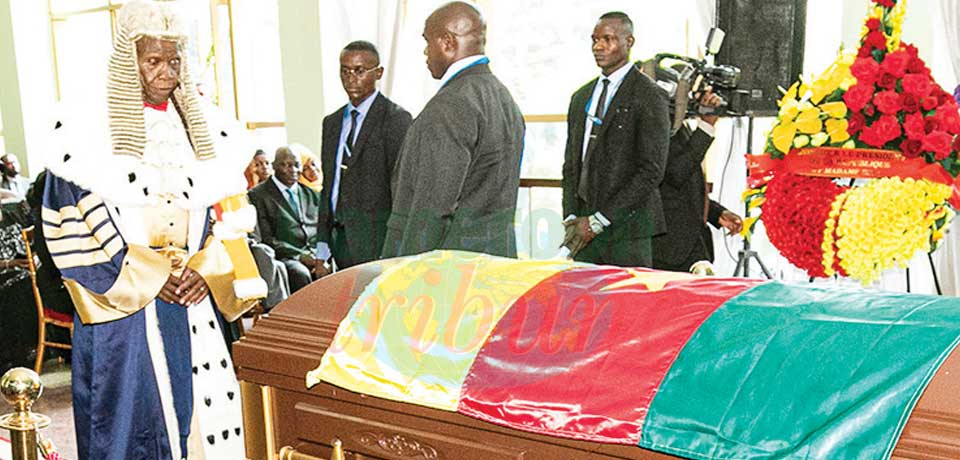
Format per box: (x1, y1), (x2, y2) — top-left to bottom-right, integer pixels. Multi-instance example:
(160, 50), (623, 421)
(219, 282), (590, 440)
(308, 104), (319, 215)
(743, 0), (960, 284)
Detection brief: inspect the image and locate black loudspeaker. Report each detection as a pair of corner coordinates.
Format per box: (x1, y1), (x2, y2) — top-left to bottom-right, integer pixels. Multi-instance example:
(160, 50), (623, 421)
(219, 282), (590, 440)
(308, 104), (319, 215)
(716, 0), (806, 116)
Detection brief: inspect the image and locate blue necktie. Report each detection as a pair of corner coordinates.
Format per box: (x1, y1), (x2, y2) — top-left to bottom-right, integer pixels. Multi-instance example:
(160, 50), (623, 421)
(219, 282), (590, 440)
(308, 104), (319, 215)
(285, 188), (300, 214)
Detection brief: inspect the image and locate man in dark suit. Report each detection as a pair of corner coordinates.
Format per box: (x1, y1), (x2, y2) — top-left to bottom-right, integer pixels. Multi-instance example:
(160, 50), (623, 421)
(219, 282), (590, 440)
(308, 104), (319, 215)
(319, 41), (412, 269)
(382, 2), (524, 258)
(248, 147), (324, 292)
(652, 89), (743, 271)
(561, 11), (671, 267)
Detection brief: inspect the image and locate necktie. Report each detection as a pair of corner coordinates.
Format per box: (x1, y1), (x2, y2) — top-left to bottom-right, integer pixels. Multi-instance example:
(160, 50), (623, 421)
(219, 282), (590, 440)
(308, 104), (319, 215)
(346, 109), (359, 156)
(579, 78), (610, 202)
(285, 188), (300, 215)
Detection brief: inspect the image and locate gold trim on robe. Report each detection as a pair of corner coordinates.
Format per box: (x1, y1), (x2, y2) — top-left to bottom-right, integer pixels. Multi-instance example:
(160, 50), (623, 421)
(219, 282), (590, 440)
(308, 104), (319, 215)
(67, 244), (172, 324)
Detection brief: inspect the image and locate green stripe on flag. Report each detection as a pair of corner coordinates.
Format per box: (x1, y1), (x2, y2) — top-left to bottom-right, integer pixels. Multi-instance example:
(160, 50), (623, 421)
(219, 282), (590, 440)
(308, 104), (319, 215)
(640, 282), (960, 460)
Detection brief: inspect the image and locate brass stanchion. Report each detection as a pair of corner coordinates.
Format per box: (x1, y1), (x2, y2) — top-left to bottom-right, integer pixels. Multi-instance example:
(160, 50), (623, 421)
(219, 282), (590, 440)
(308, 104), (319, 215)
(0, 368), (50, 460)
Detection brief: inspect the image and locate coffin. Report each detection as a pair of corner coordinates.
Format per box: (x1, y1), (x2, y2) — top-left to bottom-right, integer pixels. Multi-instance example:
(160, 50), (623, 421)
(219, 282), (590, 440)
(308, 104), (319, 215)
(234, 258), (960, 460)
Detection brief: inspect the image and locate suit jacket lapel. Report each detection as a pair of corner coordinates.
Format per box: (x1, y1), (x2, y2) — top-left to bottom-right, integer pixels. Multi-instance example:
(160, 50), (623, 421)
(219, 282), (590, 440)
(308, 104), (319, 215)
(348, 94), (384, 164)
(268, 178), (299, 221)
(573, 82), (595, 171)
(322, 107), (345, 196)
(595, 67), (638, 141)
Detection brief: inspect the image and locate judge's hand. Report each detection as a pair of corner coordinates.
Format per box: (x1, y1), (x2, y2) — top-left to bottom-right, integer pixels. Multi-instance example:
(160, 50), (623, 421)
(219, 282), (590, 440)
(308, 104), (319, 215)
(719, 210), (743, 235)
(176, 268), (210, 306)
(158, 268), (209, 306)
(158, 274), (181, 305)
(561, 216), (597, 257)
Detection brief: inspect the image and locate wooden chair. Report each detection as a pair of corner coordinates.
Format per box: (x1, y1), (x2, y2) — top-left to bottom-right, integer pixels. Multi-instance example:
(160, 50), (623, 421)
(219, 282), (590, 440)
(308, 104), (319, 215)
(21, 226), (74, 374)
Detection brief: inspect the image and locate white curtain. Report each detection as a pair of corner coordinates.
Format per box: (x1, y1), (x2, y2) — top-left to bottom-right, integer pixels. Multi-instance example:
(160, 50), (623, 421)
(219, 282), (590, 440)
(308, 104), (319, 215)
(319, 0), (418, 115)
(939, 0), (960, 82)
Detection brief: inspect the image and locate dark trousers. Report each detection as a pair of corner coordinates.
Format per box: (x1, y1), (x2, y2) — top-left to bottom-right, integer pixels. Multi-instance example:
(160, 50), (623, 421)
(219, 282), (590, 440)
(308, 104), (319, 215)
(575, 237), (652, 268)
(282, 259), (312, 293)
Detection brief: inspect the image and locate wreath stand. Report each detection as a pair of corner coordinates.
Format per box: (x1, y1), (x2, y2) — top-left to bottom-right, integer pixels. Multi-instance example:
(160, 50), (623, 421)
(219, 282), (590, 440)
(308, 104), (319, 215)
(733, 114), (773, 279)
(906, 254), (943, 295)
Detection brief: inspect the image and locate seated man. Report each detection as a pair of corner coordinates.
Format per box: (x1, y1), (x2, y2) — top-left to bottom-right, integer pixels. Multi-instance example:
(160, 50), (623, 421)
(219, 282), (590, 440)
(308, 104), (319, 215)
(0, 154), (31, 203)
(249, 146), (326, 292)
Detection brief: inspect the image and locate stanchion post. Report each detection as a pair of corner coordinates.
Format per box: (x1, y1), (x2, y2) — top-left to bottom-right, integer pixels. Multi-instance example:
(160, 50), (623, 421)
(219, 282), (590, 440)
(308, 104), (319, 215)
(0, 368), (51, 460)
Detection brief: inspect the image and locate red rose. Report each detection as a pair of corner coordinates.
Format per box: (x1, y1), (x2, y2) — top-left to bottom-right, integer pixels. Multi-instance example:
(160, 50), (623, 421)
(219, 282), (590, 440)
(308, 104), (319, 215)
(904, 112), (926, 139)
(866, 18), (881, 30)
(843, 83), (875, 111)
(900, 138), (923, 158)
(938, 90), (954, 105)
(923, 131), (954, 160)
(921, 96), (939, 111)
(934, 101), (960, 134)
(954, 135), (960, 151)
(908, 57), (929, 75)
(880, 50), (910, 78)
(864, 103), (877, 117)
(850, 57), (880, 86)
(902, 73), (932, 98)
(860, 115), (902, 147)
(904, 44), (919, 57)
(848, 112), (866, 134)
(878, 72), (899, 89)
(901, 93), (920, 113)
(874, 0), (896, 7)
(866, 31), (887, 50)
(874, 90), (903, 115)
(858, 46), (874, 58)
(925, 117), (940, 134)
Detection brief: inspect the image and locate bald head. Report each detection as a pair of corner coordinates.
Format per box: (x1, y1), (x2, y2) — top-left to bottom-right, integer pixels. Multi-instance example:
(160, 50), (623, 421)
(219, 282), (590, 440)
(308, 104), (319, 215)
(422, 2), (486, 79)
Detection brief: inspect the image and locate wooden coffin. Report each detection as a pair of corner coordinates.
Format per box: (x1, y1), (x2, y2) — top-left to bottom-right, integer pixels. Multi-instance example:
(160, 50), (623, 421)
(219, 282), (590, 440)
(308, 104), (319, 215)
(233, 262), (960, 460)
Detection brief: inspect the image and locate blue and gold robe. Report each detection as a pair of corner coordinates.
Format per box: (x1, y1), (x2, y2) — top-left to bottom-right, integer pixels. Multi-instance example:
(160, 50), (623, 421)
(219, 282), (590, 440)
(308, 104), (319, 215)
(42, 101), (263, 460)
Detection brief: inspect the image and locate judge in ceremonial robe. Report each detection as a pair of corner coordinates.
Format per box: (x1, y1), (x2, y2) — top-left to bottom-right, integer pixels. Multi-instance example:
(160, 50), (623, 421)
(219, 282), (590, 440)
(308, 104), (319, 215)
(41, 2), (265, 459)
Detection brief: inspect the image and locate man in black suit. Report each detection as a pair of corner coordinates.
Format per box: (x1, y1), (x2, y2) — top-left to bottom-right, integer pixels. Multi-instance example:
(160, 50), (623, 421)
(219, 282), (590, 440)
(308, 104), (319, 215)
(382, 2), (524, 258)
(319, 41), (412, 269)
(652, 89), (743, 271)
(561, 11), (671, 267)
(248, 147), (324, 292)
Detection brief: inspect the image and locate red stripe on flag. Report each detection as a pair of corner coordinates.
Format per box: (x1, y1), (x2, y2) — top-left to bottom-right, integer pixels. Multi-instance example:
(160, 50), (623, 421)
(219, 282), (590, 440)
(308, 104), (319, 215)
(457, 267), (759, 444)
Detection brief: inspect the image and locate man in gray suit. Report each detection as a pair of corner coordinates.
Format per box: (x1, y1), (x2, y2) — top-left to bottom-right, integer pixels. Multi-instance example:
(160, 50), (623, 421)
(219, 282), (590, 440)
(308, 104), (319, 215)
(382, 1), (524, 259)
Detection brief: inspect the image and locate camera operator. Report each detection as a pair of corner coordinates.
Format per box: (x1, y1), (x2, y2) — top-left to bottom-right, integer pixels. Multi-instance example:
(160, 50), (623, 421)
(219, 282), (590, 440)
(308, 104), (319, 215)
(652, 87), (743, 272)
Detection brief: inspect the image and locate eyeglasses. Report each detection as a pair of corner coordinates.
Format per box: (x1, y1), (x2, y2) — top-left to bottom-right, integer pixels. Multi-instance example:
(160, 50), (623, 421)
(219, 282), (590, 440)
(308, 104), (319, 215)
(340, 66), (380, 78)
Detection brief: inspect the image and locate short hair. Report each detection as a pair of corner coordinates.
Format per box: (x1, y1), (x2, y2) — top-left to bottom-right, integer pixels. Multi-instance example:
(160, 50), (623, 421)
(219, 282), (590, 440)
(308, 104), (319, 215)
(342, 40), (380, 66)
(253, 149), (265, 158)
(599, 11), (634, 35)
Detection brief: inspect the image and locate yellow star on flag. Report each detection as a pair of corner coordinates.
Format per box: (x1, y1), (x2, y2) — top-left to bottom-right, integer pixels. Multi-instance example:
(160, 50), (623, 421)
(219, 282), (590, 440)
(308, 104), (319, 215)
(600, 269), (696, 292)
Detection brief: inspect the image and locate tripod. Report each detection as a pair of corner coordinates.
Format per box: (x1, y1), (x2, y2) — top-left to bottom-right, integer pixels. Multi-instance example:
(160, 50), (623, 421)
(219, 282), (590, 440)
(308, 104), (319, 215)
(732, 114), (772, 278)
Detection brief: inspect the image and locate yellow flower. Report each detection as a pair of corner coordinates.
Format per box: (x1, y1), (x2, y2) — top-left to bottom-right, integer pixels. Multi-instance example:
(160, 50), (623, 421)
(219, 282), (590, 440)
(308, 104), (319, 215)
(825, 118), (851, 144)
(772, 123), (798, 154)
(834, 178), (952, 284)
(779, 82), (799, 108)
(741, 215), (759, 240)
(820, 101), (848, 118)
(811, 132), (829, 147)
(795, 108), (823, 134)
(779, 98), (800, 121)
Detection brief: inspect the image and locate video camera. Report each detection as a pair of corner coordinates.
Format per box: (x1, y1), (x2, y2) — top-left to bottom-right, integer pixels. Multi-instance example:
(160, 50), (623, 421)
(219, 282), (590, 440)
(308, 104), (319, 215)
(637, 28), (748, 132)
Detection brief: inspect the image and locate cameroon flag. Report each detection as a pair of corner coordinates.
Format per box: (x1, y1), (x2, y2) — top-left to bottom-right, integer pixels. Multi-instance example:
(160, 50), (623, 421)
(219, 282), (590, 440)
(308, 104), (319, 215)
(307, 251), (960, 459)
